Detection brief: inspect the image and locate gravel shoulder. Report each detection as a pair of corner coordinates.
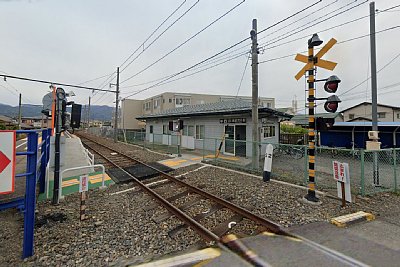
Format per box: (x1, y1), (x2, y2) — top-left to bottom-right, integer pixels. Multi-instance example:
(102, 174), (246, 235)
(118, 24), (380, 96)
(1, 136), (400, 266)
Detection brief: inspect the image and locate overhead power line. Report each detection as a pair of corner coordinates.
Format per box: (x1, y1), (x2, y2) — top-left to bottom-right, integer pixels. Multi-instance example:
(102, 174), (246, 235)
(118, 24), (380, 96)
(235, 52), (251, 97)
(121, 0), (246, 84)
(259, 25), (400, 65)
(120, 2), (372, 94)
(120, 0), (199, 73)
(0, 74), (117, 93)
(339, 51), (400, 97)
(120, 0), (322, 100)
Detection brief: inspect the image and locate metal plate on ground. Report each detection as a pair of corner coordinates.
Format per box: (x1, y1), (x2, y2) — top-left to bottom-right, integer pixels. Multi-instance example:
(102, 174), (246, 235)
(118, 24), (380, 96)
(124, 162), (173, 181)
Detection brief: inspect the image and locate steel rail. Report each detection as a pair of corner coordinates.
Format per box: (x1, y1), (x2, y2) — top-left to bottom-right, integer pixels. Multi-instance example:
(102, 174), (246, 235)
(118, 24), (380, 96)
(79, 134), (369, 267)
(81, 136), (287, 235)
(80, 138), (221, 242)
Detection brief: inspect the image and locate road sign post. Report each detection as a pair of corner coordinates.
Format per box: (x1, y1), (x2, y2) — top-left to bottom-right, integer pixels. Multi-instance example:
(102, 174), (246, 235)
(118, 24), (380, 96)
(0, 131), (16, 194)
(295, 34), (339, 203)
(333, 161), (351, 207)
(79, 174), (89, 221)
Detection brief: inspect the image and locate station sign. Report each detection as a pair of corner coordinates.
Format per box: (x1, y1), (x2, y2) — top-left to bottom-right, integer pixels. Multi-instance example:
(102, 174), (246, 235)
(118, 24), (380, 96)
(219, 118), (246, 124)
(0, 131), (16, 194)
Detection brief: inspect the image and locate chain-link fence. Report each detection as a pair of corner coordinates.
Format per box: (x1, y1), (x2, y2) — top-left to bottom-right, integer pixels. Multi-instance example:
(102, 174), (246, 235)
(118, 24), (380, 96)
(86, 127), (398, 196)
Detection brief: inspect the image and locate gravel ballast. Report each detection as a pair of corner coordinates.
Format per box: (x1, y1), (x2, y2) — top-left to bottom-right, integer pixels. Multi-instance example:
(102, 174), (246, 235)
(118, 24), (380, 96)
(1, 135), (400, 266)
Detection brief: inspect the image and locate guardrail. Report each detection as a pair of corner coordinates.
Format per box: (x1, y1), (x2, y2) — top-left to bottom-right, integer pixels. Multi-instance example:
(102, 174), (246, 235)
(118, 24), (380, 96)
(58, 164), (106, 200)
(0, 128), (51, 259)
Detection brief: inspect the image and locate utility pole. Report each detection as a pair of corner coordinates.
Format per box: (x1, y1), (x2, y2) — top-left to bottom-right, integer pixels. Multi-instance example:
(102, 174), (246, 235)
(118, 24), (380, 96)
(114, 67), (120, 143)
(83, 105), (87, 128)
(18, 93), (22, 130)
(88, 96), (91, 128)
(370, 1), (380, 185)
(370, 1), (378, 131)
(251, 19), (259, 170)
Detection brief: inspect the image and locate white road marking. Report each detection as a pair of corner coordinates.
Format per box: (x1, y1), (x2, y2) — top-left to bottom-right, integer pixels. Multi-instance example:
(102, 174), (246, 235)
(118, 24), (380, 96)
(16, 141), (27, 149)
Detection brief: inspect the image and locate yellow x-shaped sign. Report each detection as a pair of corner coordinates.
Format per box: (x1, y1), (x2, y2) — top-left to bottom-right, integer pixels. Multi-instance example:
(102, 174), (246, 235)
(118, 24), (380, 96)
(294, 38), (338, 80)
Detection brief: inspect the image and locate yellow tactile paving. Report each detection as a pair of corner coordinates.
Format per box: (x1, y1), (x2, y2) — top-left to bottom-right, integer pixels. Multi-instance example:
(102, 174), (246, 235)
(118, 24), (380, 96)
(191, 157), (203, 161)
(61, 173), (112, 187)
(162, 159), (188, 167)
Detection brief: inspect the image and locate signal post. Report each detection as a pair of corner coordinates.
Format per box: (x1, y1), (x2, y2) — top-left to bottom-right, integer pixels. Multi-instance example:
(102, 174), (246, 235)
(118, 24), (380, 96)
(295, 34), (341, 202)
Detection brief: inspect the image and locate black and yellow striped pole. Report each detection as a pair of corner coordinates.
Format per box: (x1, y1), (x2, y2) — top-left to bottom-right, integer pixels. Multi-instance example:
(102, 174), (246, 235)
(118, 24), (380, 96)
(305, 34), (322, 202)
(295, 34), (338, 203)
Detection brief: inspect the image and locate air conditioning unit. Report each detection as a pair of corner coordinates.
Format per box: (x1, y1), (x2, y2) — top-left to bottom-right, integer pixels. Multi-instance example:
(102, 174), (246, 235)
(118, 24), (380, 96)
(368, 131), (379, 140)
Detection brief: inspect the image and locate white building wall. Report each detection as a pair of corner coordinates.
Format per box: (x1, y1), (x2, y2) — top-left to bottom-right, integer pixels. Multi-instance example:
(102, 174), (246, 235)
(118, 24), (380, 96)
(145, 114), (281, 157)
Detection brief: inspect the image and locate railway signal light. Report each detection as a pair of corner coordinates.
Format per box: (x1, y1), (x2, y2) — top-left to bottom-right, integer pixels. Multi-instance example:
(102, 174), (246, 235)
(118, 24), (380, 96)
(324, 95), (341, 113)
(324, 75), (341, 93)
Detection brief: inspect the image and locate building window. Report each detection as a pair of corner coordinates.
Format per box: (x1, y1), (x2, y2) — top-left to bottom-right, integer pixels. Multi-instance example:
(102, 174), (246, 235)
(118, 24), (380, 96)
(195, 125), (205, 139)
(397, 113), (400, 119)
(163, 125), (169, 134)
(183, 125), (194, 136)
(154, 99), (159, 109)
(145, 102), (151, 110)
(149, 125), (153, 134)
(378, 112), (386, 118)
(349, 114), (354, 120)
(263, 126), (275, 138)
(162, 99), (165, 103)
(169, 98), (172, 103)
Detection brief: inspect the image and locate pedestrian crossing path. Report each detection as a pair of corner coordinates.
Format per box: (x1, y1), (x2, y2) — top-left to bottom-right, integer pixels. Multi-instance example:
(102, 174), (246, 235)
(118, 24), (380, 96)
(159, 154), (240, 169)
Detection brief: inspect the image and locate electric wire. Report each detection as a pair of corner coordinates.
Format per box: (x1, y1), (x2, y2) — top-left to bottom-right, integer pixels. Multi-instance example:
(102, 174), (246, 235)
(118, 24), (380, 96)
(120, 1), (400, 92)
(120, 0), (371, 94)
(339, 50), (400, 96)
(120, 0), (246, 84)
(119, 0), (322, 98)
(120, 0), (198, 73)
(235, 52), (251, 97)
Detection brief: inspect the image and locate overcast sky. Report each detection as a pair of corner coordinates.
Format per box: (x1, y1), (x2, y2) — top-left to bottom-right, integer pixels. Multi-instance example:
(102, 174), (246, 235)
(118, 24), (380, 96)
(0, 0), (399, 114)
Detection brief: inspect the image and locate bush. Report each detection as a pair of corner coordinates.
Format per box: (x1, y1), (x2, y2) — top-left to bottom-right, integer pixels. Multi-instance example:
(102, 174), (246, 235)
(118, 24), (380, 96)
(280, 124), (307, 134)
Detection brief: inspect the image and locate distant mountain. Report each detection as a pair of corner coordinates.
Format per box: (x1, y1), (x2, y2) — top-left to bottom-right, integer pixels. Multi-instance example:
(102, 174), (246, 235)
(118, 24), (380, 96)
(0, 103), (113, 121)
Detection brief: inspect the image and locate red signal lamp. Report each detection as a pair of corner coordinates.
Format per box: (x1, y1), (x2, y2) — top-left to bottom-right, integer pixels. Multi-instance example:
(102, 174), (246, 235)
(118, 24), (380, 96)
(324, 95), (341, 113)
(324, 75), (341, 93)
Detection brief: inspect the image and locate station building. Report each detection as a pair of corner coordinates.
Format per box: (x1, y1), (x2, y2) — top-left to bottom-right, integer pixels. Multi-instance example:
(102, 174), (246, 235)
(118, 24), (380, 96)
(119, 92), (275, 130)
(137, 99), (292, 157)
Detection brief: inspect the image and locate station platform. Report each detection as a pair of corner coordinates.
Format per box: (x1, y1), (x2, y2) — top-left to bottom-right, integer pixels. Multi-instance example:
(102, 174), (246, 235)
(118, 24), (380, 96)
(39, 171), (113, 200)
(44, 133), (106, 199)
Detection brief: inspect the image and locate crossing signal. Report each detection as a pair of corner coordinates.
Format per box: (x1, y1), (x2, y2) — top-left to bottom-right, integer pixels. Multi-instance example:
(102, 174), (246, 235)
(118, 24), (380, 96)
(324, 75), (341, 93)
(324, 95), (341, 113)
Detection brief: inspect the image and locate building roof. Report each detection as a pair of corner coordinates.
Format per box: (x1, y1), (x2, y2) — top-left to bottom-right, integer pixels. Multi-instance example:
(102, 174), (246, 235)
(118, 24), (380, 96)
(0, 115), (13, 123)
(137, 99), (291, 120)
(333, 121), (400, 127)
(340, 102), (400, 113)
(290, 112), (342, 125)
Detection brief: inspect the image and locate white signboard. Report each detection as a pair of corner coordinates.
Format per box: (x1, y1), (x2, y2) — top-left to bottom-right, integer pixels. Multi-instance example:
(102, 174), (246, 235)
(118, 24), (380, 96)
(332, 160), (351, 202)
(0, 131), (16, 194)
(79, 175), (89, 193)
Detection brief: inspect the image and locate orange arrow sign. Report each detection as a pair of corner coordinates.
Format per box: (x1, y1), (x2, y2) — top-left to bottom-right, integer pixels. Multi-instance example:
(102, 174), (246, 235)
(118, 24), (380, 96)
(294, 38), (338, 80)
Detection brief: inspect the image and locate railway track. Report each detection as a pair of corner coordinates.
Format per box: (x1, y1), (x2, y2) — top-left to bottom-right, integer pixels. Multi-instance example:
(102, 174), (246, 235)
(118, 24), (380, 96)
(77, 132), (368, 267)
